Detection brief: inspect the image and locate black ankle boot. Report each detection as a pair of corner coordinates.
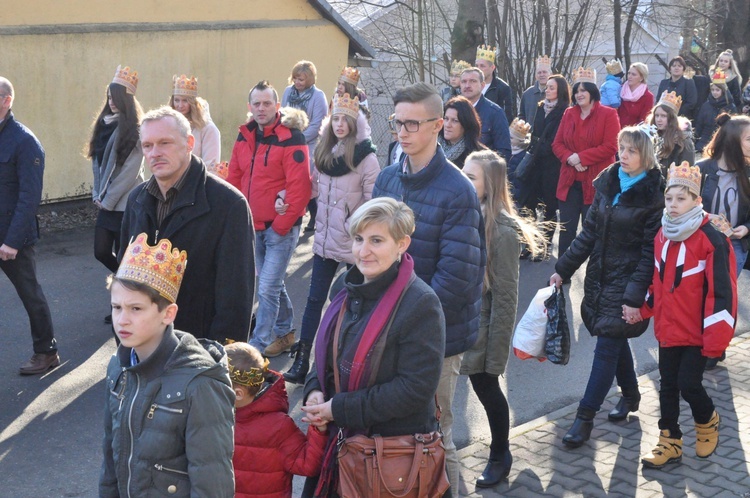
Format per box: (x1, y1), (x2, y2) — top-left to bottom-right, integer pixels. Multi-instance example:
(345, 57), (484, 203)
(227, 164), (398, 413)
(283, 341), (311, 384)
(475, 447), (512, 488)
(608, 390), (641, 421)
(563, 408), (595, 448)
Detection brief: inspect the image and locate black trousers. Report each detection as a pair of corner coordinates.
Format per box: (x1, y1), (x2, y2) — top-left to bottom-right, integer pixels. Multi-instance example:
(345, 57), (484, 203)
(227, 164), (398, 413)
(658, 346), (714, 438)
(558, 181), (590, 258)
(469, 372), (510, 454)
(0, 244), (56, 353)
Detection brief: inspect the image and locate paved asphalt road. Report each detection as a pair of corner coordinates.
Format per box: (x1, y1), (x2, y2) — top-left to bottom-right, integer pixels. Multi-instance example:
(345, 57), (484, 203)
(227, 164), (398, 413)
(1, 225), (747, 497)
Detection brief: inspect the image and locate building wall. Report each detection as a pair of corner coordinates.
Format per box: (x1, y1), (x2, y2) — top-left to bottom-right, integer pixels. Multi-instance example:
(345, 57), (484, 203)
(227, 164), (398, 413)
(1, 1), (349, 202)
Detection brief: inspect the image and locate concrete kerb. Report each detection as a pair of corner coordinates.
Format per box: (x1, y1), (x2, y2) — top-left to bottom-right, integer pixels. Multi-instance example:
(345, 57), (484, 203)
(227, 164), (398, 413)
(458, 329), (750, 462)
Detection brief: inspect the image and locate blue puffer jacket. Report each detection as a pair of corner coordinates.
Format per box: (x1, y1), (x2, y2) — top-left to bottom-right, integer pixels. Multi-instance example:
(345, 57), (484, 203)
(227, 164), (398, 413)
(373, 146), (485, 356)
(600, 74), (623, 109)
(0, 112), (44, 249)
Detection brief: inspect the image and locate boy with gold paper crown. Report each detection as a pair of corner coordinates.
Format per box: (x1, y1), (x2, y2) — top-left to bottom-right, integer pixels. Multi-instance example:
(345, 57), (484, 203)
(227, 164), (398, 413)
(100, 233), (235, 497)
(638, 163), (737, 470)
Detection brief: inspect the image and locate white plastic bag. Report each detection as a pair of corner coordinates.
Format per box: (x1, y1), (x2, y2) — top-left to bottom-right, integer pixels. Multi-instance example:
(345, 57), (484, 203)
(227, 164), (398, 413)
(513, 285), (555, 361)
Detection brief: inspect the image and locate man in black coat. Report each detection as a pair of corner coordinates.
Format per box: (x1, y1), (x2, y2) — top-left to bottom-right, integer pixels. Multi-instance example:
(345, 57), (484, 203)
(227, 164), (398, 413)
(476, 44), (516, 124)
(0, 77), (59, 375)
(120, 106), (254, 344)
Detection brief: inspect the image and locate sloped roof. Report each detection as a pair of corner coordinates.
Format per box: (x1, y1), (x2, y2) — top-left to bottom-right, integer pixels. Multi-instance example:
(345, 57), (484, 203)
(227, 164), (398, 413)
(308, 0), (376, 58)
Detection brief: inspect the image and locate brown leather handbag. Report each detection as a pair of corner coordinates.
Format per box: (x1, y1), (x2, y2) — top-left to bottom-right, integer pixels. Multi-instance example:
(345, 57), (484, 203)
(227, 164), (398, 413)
(336, 430), (450, 498)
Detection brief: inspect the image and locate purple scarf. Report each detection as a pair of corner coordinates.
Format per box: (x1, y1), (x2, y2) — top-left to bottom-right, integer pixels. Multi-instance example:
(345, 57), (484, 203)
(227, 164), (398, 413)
(313, 253), (415, 497)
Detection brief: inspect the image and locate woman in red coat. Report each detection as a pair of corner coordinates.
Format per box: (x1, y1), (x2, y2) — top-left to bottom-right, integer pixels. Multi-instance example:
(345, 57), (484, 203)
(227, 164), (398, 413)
(618, 62), (654, 127)
(553, 69), (621, 257)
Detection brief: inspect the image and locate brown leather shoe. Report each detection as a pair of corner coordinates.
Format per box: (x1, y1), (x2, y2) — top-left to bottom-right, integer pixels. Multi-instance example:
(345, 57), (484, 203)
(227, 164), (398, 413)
(19, 352), (61, 375)
(263, 331), (296, 357)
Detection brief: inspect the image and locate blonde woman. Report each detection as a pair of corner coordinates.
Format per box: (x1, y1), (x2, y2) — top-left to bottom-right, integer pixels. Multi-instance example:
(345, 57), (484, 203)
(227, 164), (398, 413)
(710, 49), (743, 109)
(618, 62), (654, 127)
(169, 74), (220, 167)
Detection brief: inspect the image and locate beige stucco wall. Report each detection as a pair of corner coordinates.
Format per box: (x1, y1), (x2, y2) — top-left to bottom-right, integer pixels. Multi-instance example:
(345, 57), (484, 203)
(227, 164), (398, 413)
(1, 1), (349, 202)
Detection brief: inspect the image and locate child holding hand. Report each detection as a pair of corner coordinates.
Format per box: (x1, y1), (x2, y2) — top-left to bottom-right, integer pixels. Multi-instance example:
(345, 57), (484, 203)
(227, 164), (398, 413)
(640, 162), (737, 469)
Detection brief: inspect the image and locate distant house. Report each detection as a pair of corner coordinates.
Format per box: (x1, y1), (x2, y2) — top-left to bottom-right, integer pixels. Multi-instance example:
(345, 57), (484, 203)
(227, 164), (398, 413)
(1, 0), (373, 203)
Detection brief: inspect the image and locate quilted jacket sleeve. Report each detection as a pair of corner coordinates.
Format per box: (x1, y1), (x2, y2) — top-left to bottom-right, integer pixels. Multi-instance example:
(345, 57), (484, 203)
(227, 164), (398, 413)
(702, 232), (738, 357)
(272, 141), (311, 235)
(280, 419), (328, 477)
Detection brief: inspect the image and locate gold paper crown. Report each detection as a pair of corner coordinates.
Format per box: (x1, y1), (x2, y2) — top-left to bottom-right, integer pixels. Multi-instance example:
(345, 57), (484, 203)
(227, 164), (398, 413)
(606, 59), (624, 75)
(666, 161), (701, 197)
(450, 60), (472, 76)
(116, 233), (187, 303)
(658, 91), (683, 112)
(339, 66), (360, 85)
(572, 67), (597, 85)
(476, 45), (497, 63)
(173, 74), (198, 97)
(509, 118), (531, 139)
(536, 55), (552, 71)
(332, 92), (360, 119)
(712, 69), (726, 85)
(228, 357), (269, 388)
(112, 65), (139, 95)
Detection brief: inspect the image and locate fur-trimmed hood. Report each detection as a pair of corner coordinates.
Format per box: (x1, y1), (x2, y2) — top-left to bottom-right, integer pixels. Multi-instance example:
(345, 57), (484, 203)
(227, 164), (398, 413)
(280, 106), (309, 131)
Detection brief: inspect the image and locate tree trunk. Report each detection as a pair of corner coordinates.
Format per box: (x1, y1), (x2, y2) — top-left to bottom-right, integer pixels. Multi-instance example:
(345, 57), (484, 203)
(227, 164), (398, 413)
(718, 0), (750, 80)
(613, 0), (623, 61)
(622, 0), (640, 70)
(451, 0), (487, 63)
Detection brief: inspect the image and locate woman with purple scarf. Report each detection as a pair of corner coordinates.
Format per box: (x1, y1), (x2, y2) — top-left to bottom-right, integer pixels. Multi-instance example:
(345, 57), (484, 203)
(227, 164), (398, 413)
(300, 197), (446, 498)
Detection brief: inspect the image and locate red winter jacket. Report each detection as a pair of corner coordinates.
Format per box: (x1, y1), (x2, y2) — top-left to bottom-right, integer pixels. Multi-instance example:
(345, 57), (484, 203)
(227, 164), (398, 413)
(617, 89), (654, 127)
(227, 109), (312, 235)
(233, 372), (327, 498)
(641, 216), (737, 357)
(553, 102), (620, 204)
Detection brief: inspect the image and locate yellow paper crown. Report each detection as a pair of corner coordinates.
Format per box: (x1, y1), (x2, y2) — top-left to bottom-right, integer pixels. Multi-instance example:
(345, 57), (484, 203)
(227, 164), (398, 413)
(536, 55), (552, 71)
(450, 60), (472, 76)
(658, 91), (683, 113)
(509, 118), (531, 139)
(606, 59), (624, 75)
(173, 74), (198, 97)
(666, 161), (701, 197)
(228, 357), (269, 388)
(712, 69), (727, 85)
(572, 67), (597, 85)
(112, 65), (139, 95)
(116, 233), (187, 303)
(332, 92), (360, 120)
(339, 66), (360, 85)
(476, 45), (497, 63)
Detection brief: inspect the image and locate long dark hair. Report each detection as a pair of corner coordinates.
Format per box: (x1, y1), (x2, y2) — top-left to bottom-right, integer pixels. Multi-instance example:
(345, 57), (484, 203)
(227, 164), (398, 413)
(87, 83), (143, 167)
(704, 113), (750, 200)
(649, 104), (686, 159)
(440, 95), (483, 151)
(547, 74), (571, 108)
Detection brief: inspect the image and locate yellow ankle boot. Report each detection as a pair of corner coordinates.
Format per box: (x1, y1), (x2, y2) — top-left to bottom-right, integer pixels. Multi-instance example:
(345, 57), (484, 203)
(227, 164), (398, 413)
(641, 430), (682, 469)
(695, 411), (720, 458)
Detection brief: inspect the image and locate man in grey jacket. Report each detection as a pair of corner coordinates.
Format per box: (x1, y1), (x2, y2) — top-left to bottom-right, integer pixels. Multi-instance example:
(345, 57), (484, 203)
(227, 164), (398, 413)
(0, 76), (59, 375)
(518, 55), (552, 123)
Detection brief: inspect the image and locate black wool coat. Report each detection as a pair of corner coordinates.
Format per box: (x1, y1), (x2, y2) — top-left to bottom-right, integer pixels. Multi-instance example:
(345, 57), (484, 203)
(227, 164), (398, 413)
(556, 164), (664, 338)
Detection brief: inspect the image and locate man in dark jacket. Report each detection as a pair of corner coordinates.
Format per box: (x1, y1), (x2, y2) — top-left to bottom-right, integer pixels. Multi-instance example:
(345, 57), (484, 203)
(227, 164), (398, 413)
(518, 55), (551, 122)
(0, 77), (59, 375)
(373, 82), (485, 497)
(120, 106), (254, 344)
(476, 44), (516, 123)
(460, 68), (512, 160)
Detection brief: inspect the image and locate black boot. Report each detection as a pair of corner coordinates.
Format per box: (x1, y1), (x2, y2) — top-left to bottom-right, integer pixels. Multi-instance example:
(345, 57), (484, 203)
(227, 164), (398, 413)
(283, 341), (311, 384)
(475, 446), (512, 488)
(563, 408), (595, 448)
(608, 389), (641, 421)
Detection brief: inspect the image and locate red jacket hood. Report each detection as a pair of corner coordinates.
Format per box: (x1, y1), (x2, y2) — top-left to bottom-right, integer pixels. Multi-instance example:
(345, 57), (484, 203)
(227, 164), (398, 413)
(235, 371), (289, 422)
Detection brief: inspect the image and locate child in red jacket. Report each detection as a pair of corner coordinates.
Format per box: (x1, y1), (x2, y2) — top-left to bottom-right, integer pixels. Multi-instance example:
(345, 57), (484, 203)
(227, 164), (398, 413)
(225, 342), (327, 498)
(639, 162), (737, 470)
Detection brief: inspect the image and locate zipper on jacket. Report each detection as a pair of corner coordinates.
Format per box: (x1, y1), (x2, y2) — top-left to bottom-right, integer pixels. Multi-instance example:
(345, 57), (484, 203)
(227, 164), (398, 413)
(126, 373), (141, 498)
(147, 403), (185, 419)
(110, 368), (127, 412)
(154, 463), (189, 476)
(264, 145), (272, 166)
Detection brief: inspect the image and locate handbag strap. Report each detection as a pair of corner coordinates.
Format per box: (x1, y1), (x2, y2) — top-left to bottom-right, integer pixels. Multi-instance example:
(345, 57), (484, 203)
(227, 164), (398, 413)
(332, 300), (347, 394)
(373, 435), (424, 498)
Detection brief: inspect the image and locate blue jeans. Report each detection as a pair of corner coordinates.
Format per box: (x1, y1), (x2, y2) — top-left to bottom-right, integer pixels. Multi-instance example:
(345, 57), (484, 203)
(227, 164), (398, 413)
(299, 254), (346, 343)
(250, 226), (300, 352)
(579, 336), (638, 412)
(731, 239), (747, 276)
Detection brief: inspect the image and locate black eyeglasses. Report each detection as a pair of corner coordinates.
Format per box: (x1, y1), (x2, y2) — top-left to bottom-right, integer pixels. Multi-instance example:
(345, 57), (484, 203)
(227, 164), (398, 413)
(389, 117), (439, 133)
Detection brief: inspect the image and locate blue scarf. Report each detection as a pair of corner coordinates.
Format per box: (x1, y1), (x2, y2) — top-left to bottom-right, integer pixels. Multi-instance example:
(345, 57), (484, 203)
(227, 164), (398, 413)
(613, 167), (647, 206)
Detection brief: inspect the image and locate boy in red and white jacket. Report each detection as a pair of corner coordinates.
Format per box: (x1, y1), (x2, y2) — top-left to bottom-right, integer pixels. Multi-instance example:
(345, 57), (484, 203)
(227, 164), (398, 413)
(225, 342), (327, 498)
(639, 162), (737, 470)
